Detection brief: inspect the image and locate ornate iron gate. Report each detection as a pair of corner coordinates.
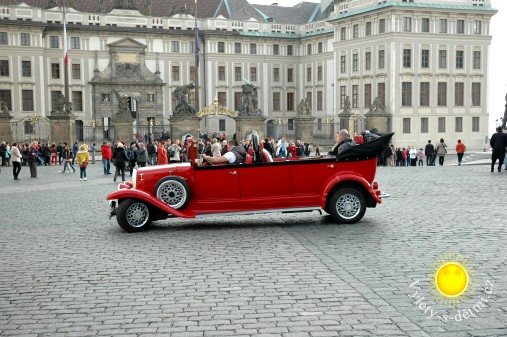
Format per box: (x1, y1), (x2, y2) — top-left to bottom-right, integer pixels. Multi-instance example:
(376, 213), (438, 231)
(11, 114), (51, 144)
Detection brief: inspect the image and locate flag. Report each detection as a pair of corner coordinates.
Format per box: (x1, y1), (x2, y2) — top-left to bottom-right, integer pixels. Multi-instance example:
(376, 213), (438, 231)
(63, 7), (68, 65)
(195, 27), (200, 68)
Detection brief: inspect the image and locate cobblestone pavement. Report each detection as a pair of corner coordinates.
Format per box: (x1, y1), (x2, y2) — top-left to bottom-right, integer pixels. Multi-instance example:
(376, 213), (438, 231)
(0, 155), (506, 337)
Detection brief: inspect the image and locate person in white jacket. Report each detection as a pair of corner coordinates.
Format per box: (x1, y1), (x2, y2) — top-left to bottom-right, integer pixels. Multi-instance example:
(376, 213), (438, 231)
(10, 142), (22, 180)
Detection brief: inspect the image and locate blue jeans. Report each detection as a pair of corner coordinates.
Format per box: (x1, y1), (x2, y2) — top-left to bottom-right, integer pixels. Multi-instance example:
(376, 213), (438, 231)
(103, 159), (111, 174)
(62, 161), (75, 173)
(80, 167), (87, 179)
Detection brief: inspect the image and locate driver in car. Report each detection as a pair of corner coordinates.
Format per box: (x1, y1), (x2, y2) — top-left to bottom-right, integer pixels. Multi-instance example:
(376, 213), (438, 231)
(202, 139), (246, 165)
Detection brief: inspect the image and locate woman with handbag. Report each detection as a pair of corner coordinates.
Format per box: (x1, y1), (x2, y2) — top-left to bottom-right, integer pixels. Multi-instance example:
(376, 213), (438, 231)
(436, 138), (448, 166)
(76, 145), (89, 181)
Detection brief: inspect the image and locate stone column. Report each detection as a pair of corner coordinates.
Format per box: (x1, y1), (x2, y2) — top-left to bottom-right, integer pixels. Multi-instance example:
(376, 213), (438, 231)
(48, 114), (77, 144)
(294, 115), (314, 145)
(169, 116), (201, 141)
(235, 115), (265, 141)
(112, 114), (134, 143)
(0, 113), (13, 143)
(365, 112), (391, 132)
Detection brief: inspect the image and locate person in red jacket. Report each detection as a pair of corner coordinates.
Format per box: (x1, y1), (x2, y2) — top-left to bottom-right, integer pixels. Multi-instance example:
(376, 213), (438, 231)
(158, 141), (168, 165)
(101, 141), (112, 174)
(455, 139), (466, 166)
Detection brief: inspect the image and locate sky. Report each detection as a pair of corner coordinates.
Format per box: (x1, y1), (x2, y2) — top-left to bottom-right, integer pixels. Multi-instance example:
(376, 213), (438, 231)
(252, 0), (507, 134)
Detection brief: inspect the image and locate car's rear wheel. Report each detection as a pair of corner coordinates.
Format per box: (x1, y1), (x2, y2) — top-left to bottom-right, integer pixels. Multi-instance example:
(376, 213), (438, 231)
(329, 188), (366, 224)
(155, 176), (190, 209)
(117, 198), (152, 232)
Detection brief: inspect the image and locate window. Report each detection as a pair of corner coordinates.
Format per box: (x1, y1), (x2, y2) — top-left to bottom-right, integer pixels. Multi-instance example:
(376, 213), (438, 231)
(340, 86), (346, 108)
(172, 66), (180, 81)
(287, 68), (293, 82)
(22, 90), (34, 111)
(403, 118), (411, 133)
(273, 67), (280, 82)
(366, 22), (372, 36)
(364, 84), (371, 108)
(317, 91), (323, 110)
(72, 91), (83, 111)
(353, 53), (358, 71)
(102, 93), (110, 102)
(438, 117), (446, 133)
(379, 19), (386, 33)
(473, 20), (482, 34)
(421, 49), (429, 68)
(420, 82), (429, 106)
(439, 50), (447, 68)
(403, 17), (412, 32)
(306, 67), (311, 82)
(402, 82), (412, 107)
(378, 50), (385, 69)
(0, 32), (7, 46)
(50, 36), (58, 48)
(340, 55), (346, 73)
(472, 117), (480, 132)
(273, 44), (279, 55)
(457, 20), (465, 34)
(341, 27), (346, 40)
(0, 60), (9, 76)
(472, 82), (481, 106)
(318, 42), (323, 54)
(21, 61), (32, 77)
(455, 117), (463, 132)
(273, 92), (280, 111)
(0, 90), (12, 110)
(234, 43), (241, 54)
(72, 63), (80, 79)
(70, 37), (80, 49)
(307, 44), (312, 55)
(473, 51), (481, 69)
(439, 19), (447, 33)
(189, 42), (196, 53)
(317, 65), (322, 81)
(287, 92), (294, 111)
(218, 92), (226, 106)
(421, 117), (429, 133)
(190, 66), (196, 82)
(287, 45), (293, 56)
(234, 92), (241, 111)
(352, 85), (359, 108)
(306, 92), (312, 109)
(353, 24), (359, 38)
(422, 18), (430, 33)
(234, 67), (241, 81)
(171, 41), (180, 52)
(437, 82), (447, 106)
(455, 82), (464, 106)
(218, 66), (225, 81)
(20, 33), (30, 46)
(218, 119), (226, 132)
(51, 63), (60, 79)
(456, 51), (464, 69)
(378, 83), (385, 106)
(365, 52), (371, 70)
(403, 49), (411, 68)
(288, 119), (294, 131)
(250, 67), (257, 81)
(218, 42), (225, 53)
(250, 43), (257, 54)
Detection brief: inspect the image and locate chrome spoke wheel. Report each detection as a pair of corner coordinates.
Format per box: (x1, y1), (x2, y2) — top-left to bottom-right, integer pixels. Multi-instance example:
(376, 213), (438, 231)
(157, 180), (187, 209)
(126, 202), (150, 228)
(335, 193), (361, 220)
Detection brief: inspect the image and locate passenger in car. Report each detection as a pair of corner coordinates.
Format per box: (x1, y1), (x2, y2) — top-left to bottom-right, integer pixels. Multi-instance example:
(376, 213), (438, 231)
(202, 139), (246, 165)
(329, 129), (357, 156)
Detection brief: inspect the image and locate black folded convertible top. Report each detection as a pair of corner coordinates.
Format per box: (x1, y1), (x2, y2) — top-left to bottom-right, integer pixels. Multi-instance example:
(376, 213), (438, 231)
(336, 132), (395, 162)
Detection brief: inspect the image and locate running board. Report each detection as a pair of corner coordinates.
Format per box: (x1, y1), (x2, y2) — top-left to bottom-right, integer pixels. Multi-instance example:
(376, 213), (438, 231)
(194, 207), (323, 218)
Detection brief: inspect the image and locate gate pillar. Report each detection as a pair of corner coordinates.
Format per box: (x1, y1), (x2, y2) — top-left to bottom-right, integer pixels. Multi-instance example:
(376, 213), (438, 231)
(0, 112), (13, 143)
(48, 114), (76, 144)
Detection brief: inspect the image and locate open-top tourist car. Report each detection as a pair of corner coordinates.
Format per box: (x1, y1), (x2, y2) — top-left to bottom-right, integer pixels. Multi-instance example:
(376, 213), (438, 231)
(107, 132), (394, 232)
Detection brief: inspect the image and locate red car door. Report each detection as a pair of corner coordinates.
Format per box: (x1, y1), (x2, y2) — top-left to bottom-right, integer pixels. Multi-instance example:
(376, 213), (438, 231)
(192, 166), (241, 212)
(290, 159), (337, 197)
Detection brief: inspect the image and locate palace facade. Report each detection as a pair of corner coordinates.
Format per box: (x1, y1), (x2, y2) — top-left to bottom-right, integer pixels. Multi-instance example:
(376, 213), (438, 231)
(0, 0), (496, 148)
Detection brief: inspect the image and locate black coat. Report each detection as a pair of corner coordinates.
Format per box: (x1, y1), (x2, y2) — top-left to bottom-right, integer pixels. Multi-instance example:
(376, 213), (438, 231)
(113, 147), (128, 168)
(490, 131), (507, 159)
(425, 143), (435, 156)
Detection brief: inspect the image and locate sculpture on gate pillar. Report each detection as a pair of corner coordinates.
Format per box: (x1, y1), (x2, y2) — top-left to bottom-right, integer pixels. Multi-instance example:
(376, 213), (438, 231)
(112, 90), (131, 116)
(50, 94), (72, 114)
(343, 96), (351, 115)
(0, 101), (9, 115)
(238, 80), (261, 115)
(296, 98), (311, 115)
(369, 96), (387, 113)
(173, 82), (196, 116)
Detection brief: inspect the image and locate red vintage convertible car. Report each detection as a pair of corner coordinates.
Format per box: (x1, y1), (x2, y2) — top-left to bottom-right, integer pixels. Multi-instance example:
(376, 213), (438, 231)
(107, 132), (393, 232)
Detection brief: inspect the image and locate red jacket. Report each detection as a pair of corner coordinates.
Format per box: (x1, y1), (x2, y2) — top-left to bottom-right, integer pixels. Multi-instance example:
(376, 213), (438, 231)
(101, 145), (112, 160)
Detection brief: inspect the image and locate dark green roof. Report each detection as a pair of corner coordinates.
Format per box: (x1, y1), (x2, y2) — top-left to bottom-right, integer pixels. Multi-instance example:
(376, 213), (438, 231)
(239, 28), (333, 39)
(328, 1), (497, 23)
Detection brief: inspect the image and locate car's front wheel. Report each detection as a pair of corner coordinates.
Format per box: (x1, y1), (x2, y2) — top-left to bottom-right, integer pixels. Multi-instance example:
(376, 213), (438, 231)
(117, 198), (152, 232)
(329, 188), (366, 224)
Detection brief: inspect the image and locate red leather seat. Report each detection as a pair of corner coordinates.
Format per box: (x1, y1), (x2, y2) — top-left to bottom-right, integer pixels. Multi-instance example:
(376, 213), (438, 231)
(245, 154), (253, 164)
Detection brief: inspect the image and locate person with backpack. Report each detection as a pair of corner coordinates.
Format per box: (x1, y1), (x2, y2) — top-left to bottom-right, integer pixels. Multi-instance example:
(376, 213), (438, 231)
(76, 145), (89, 181)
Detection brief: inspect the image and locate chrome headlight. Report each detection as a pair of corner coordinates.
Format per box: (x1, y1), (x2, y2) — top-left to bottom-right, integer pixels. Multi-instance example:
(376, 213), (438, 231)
(132, 168), (137, 188)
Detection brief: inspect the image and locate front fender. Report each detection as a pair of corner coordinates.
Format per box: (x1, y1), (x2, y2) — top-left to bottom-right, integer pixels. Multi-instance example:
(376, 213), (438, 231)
(320, 172), (382, 209)
(106, 189), (195, 218)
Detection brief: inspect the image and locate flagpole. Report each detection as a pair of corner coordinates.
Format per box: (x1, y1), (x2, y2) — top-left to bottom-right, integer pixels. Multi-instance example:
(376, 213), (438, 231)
(63, 0), (69, 112)
(194, 0), (200, 114)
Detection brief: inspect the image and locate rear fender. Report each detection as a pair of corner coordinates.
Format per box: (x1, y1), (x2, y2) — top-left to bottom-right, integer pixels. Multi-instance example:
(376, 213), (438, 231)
(320, 173), (382, 209)
(106, 189), (195, 218)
